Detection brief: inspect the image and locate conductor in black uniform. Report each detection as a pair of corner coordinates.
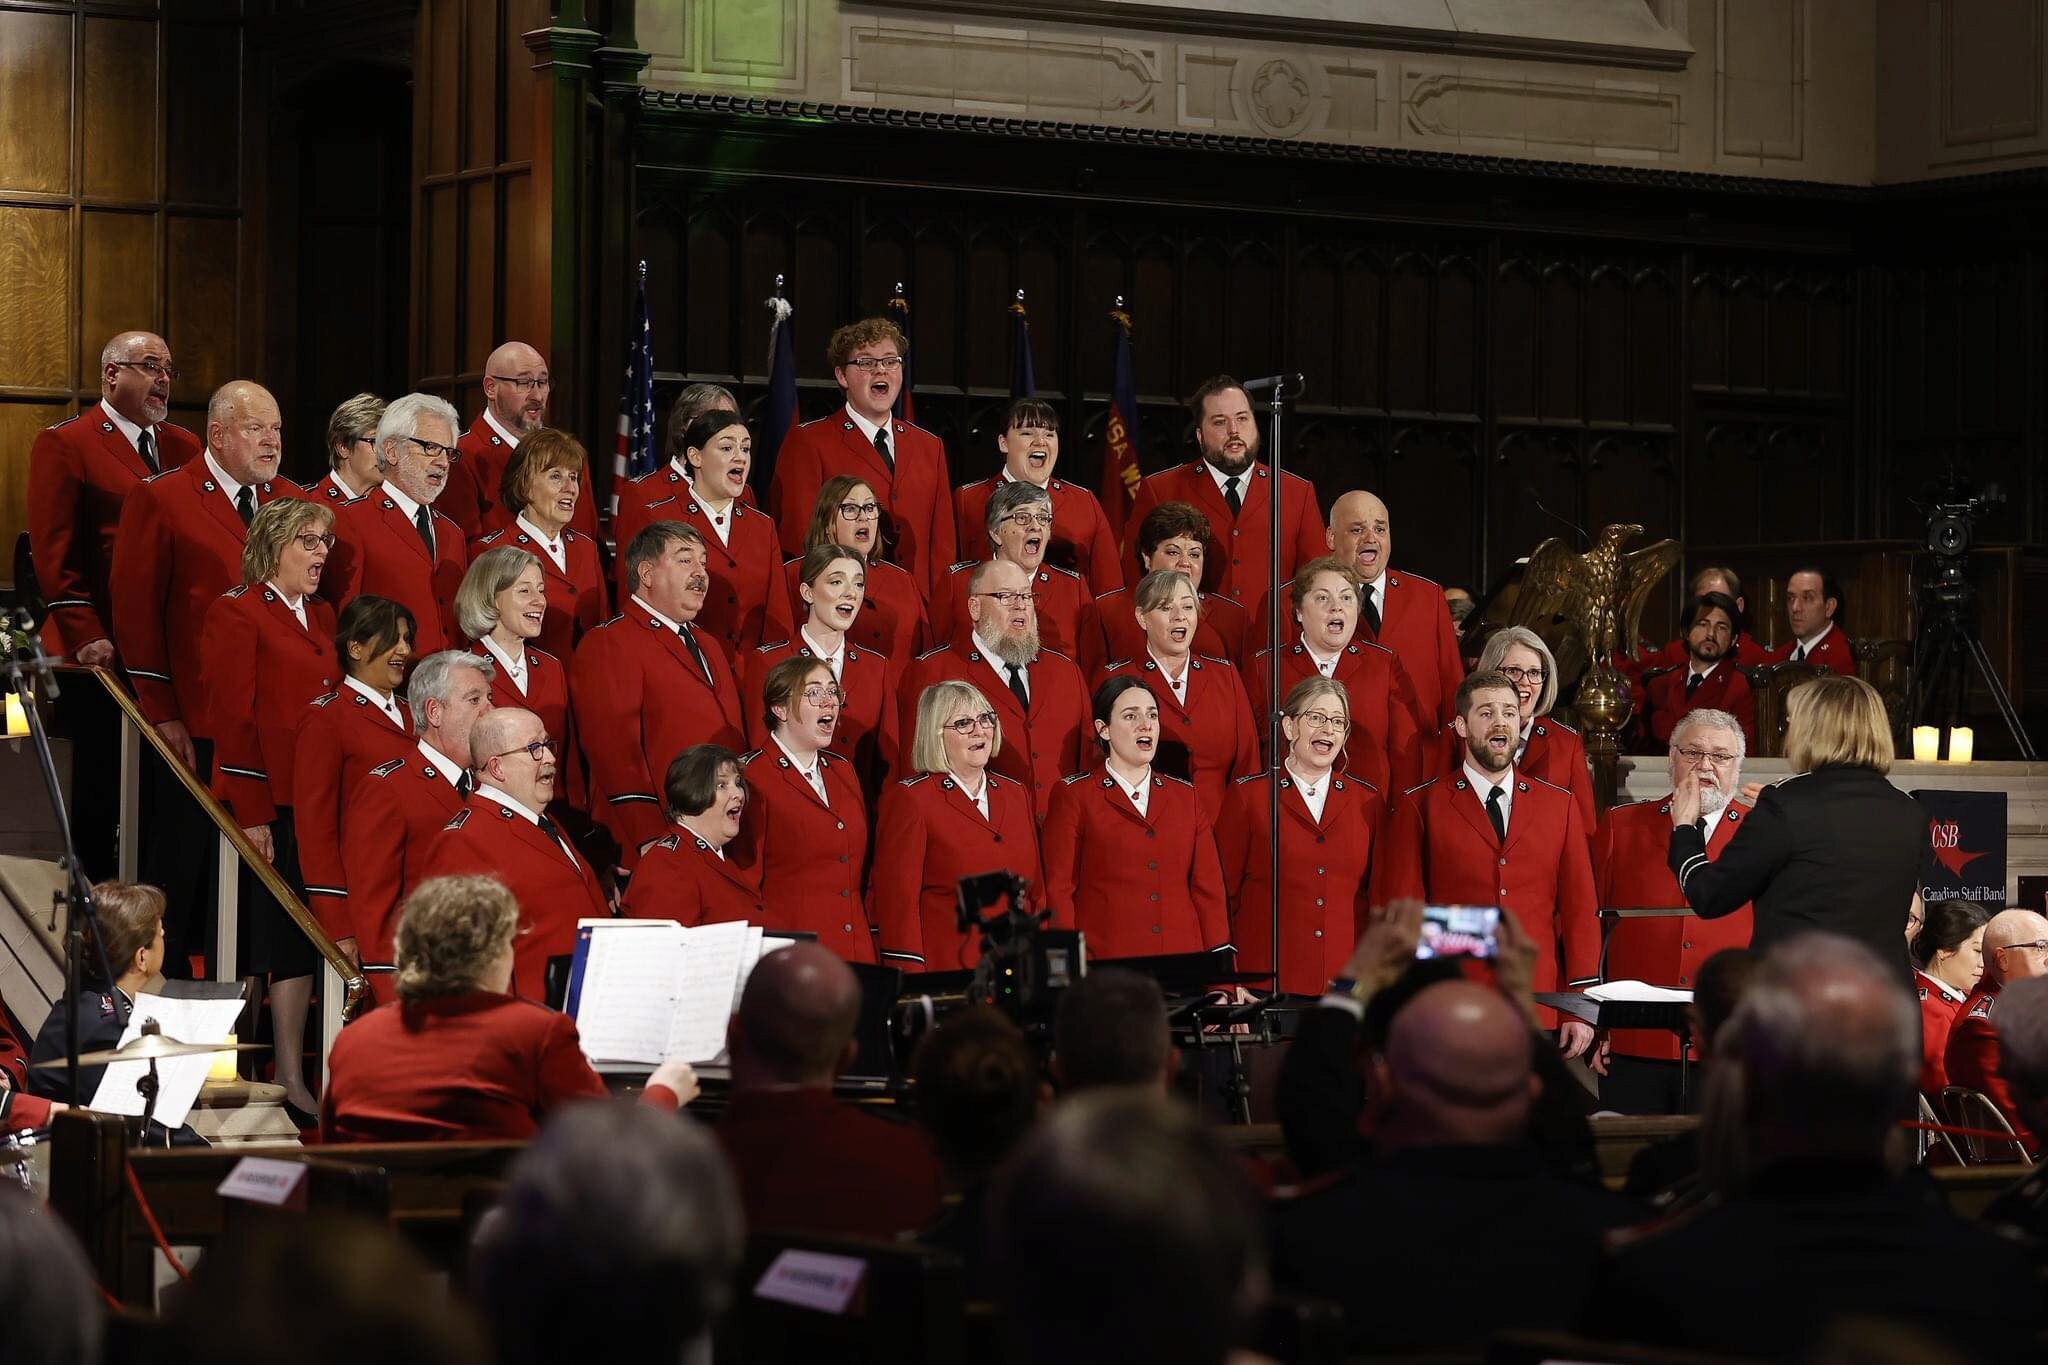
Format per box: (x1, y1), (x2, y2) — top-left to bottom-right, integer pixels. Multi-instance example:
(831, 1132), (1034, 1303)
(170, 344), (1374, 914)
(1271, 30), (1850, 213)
(1666, 675), (1926, 990)
(27, 881), (165, 1101)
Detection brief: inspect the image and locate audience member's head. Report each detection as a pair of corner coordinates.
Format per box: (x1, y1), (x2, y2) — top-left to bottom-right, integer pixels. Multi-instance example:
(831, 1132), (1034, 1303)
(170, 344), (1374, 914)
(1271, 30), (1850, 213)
(85, 879), (166, 991)
(0, 1190), (102, 1365)
(728, 943), (860, 1088)
(1993, 976), (2048, 1138)
(1052, 969), (1172, 1093)
(1374, 980), (1539, 1149)
(1982, 909), (2048, 989)
(991, 1091), (1262, 1365)
(472, 1102), (743, 1365)
(1688, 948), (1759, 1069)
(914, 1006), (1043, 1189)
(392, 875), (519, 1002)
(1910, 899), (1990, 994)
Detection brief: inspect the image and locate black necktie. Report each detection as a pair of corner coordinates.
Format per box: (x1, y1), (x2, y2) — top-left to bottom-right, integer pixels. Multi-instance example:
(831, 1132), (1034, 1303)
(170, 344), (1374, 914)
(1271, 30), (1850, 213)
(536, 812), (577, 868)
(873, 427), (893, 471)
(1685, 671), (1703, 699)
(457, 771), (473, 799)
(1792, 644), (1807, 663)
(1486, 785), (1507, 844)
(234, 486), (254, 527)
(137, 428), (159, 474)
(1362, 588), (1381, 638)
(679, 624), (713, 684)
(1006, 662), (1030, 711)
(1222, 474), (1242, 516)
(414, 505), (436, 557)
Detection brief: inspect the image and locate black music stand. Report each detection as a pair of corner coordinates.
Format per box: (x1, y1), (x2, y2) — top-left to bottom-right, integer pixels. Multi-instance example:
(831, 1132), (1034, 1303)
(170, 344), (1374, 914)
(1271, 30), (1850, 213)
(1544, 904), (1703, 1109)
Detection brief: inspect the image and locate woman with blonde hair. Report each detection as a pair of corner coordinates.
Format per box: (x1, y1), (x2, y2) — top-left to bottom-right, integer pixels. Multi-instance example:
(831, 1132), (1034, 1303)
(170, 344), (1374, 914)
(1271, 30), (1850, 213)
(1667, 673), (1925, 986)
(455, 545), (579, 808)
(871, 681), (1043, 971)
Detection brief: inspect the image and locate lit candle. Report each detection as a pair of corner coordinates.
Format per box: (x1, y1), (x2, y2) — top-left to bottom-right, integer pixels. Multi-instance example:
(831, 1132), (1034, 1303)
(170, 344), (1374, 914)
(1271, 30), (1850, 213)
(207, 1033), (239, 1082)
(1948, 727), (1974, 764)
(1912, 726), (1939, 763)
(3, 695), (25, 739)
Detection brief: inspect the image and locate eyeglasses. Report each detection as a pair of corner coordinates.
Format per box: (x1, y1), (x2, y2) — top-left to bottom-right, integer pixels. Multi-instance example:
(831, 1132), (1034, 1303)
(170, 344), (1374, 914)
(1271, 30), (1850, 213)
(843, 356), (905, 372)
(111, 359), (179, 380)
(292, 532), (337, 552)
(1291, 710), (1350, 734)
(405, 435), (459, 460)
(488, 373), (551, 391)
(2000, 940), (2048, 955)
(1002, 512), (1054, 530)
(1499, 666), (1547, 685)
(943, 712), (999, 735)
(1675, 746), (1740, 767)
(836, 501), (882, 520)
(490, 737), (557, 762)
(800, 684), (845, 705)
(350, 435), (377, 449)
(976, 591), (1037, 607)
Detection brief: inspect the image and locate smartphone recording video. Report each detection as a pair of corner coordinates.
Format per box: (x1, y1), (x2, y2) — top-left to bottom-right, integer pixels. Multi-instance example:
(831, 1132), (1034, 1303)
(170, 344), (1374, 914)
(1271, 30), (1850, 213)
(1416, 905), (1500, 960)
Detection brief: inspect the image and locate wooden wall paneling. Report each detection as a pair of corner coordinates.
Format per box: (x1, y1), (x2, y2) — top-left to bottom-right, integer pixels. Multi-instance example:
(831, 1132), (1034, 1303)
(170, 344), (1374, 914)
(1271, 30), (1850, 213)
(422, 0), (461, 179)
(1723, 269), (1767, 393)
(1630, 262), (1679, 427)
(80, 15), (157, 201)
(1688, 267), (1728, 392)
(1288, 243), (1340, 416)
(166, 214), (238, 398)
(165, 19), (240, 207)
(1385, 421), (1479, 589)
(0, 8), (74, 195)
(911, 222), (962, 392)
(0, 401), (69, 573)
(463, 0), (500, 168)
(1177, 239), (1228, 394)
(1385, 249), (1433, 414)
(1224, 240), (1278, 389)
(78, 209), (158, 386)
(1129, 238), (1175, 410)
(420, 183), (458, 381)
(1767, 274), (1814, 395)
(1433, 249), (1480, 420)
(0, 205), (73, 390)
(1336, 247), (1385, 414)
(1537, 259), (1582, 423)
(462, 175), (496, 364)
(1017, 231), (1061, 396)
(964, 227), (1013, 394)
(1490, 427), (1583, 582)
(1583, 264), (1628, 425)
(500, 167), (538, 347)
(792, 212), (845, 374)
(1491, 255), (1539, 421)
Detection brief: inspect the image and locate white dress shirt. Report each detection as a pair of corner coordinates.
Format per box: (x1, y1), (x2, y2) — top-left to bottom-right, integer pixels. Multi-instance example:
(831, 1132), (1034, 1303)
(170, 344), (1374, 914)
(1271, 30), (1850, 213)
(515, 512), (567, 572)
(951, 768), (990, 820)
(773, 735), (829, 805)
(481, 635), (529, 696)
(417, 739), (465, 791)
(1149, 650), (1190, 706)
(1463, 760), (1512, 834)
(1108, 763), (1151, 818)
(345, 676), (406, 729)
(1286, 761), (1332, 822)
(800, 626), (846, 684)
(266, 581), (308, 630)
(482, 407), (522, 449)
(203, 449), (248, 505)
(476, 781), (578, 866)
(1300, 634), (1341, 678)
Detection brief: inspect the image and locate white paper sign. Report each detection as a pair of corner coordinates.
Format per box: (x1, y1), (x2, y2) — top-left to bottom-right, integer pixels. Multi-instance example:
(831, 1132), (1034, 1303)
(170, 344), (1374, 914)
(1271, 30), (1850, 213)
(754, 1249), (867, 1314)
(1584, 980), (1693, 1004)
(87, 994), (247, 1127)
(217, 1157), (308, 1208)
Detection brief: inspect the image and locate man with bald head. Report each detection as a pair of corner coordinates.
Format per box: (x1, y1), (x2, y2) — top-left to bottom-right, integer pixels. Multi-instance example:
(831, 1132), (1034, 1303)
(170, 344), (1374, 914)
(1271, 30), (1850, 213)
(1325, 489), (1464, 728)
(715, 943), (943, 1237)
(1944, 907), (2048, 1153)
(1270, 978), (1634, 1356)
(441, 341), (597, 540)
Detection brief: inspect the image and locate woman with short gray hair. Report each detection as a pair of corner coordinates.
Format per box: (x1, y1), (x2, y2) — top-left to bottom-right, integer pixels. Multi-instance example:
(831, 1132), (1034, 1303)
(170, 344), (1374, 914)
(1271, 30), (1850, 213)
(454, 545), (582, 810)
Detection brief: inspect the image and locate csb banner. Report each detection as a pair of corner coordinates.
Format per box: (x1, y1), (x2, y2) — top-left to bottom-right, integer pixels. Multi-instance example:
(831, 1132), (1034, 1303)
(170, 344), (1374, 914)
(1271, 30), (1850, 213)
(1909, 787), (2007, 910)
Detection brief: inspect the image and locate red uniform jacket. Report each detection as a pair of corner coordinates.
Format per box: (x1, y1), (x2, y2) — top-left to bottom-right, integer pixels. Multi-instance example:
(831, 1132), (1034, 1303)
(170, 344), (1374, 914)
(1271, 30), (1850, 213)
(1100, 587), (1251, 668)
(421, 791), (610, 1001)
(1436, 717), (1597, 844)
(1372, 770), (1599, 1011)
(715, 1087), (944, 1240)
(1096, 656), (1260, 821)
(1917, 972), (1969, 1095)
(733, 748), (874, 963)
(612, 462), (695, 589)
(870, 771), (1043, 972)
(1123, 461), (1324, 602)
(742, 637), (898, 787)
(1041, 767), (1232, 959)
(1249, 640), (1427, 795)
(1945, 983), (2038, 1154)
(1366, 570), (1465, 731)
(472, 642), (581, 811)
(317, 473), (365, 506)
(622, 831), (765, 926)
(1771, 624), (1856, 676)
(109, 459), (304, 729)
(469, 522), (608, 664)
(897, 642), (1090, 822)
(628, 494), (790, 655)
(768, 412), (957, 599)
(1592, 796), (1755, 1060)
(954, 475), (1122, 594)
(1630, 631), (1772, 673)
(203, 586), (340, 828)
(1217, 772), (1384, 994)
(439, 417), (601, 544)
(571, 601), (745, 856)
(1644, 660), (1756, 750)
(326, 490), (469, 657)
(932, 561), (1106, 680)
(342, 753), (467, 1003)
(782, 554), (928, 685)
(28, 404), (199, 657)
(293, 687), (416, 936)
(321, 992), (612, 1142)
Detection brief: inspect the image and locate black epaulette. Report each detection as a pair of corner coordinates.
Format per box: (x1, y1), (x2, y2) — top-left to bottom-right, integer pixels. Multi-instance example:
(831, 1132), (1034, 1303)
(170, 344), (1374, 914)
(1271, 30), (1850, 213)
(756, 640), (789, 654)
(311, 692), (338, 707)
(653, 833), (681, 851)
(224, 585), (249, 599)
(947, 559), (978, 573)
(444, 808), (471, 830)
(369, 758), (404, 778)
(1061, 771), (1093, 786)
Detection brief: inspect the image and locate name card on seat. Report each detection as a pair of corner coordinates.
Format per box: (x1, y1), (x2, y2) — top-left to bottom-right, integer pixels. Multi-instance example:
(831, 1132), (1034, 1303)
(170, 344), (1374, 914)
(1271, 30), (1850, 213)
(217, 1156), (308, 1210)
(754, 1249), (867, 1315)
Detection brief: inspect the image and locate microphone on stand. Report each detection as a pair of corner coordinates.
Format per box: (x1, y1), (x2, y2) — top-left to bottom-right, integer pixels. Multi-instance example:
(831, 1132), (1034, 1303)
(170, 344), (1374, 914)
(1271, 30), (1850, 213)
(6, 608), (61, 701)
(1523, 482), (1590, 549)
(1239, 373), (1306, 396)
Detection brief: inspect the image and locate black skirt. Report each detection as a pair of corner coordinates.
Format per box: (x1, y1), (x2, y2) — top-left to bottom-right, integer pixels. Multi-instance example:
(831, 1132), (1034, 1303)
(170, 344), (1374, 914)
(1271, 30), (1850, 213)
(239, 806), (320, 979)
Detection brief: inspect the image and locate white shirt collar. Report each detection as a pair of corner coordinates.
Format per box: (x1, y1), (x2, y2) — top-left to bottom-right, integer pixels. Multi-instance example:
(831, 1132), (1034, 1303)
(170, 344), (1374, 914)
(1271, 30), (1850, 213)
(950, 766), (989, 814)
(1300, 633), (1341, 674)
(1205, 460), (1252, 503)
(1148, 648), (1191, 684)
(1107, 762), (1151, 812)
(203, 449), (248, 502)
(101, 399), (148, 451)
(668, 455), (690, 480)
(845, 405), (888, 446)
(480, 635), (528, 690)
(675, 816), (727, 858)
(515, 511), (563, 551)
(417, 739), (465, 789)
(799, 625), (845, 668)
(481, 408), (522, 449)
(327, 468), (371, 499)
(632, 593), (687, 634)
(1286, 760), (1332, 818)
(1795, 622), (1836, 654)
(772, 733), (825, 784)
(1463, 760), (1511, 801)
(1701, 801), (1729, 845)
(379, 478), (424, 522)
(1918, 969), (1967, 1005)
(265, 580), (304, 613)
(475, 782), (541, 824)
(345, 675), (404, 721)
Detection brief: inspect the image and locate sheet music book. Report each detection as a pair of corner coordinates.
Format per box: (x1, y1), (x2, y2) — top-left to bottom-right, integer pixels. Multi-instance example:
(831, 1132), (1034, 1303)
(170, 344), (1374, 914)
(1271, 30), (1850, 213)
(1584, 980), (1693, 1004)
(87, 994), (247, 1127)
(568, 920), (786, 1066)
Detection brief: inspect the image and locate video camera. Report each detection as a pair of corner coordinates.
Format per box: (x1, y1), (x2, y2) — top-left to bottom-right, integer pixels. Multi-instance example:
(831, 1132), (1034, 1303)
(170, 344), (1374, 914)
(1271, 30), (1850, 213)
(1914, 469), (2005, 601)
(953, 871), (1082, 1036)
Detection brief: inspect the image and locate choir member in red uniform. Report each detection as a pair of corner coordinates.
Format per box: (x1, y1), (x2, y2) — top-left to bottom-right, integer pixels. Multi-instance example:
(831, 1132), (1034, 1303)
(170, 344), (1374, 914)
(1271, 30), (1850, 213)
(745, 545), (897, 789)
(734, 657), (874, 963)
(469, 428), (607, 661)
(1626, 566), (1772, 673)
(623, 745), (763, 924)
(1591, 707), (1755, 1114)
(439, 341), (598, 542)
(294, 596), (417, 941)
(873, 681), (1044, 972)
(1322, 490), (1465, 729)
(1912, 899), (1987, 1095)
(1372, 670), (1599, 1047)
(1772, 566), (1857, 674)
(1436, 627), (1594, 840)
(1122, 374), (1324, 601)
(30, 330), (200, 665)
(934, 479), (1105, 677)
(1249, 556), (1425, 794)
(614, 383), (740, 560)
(203, 500), (341, 1113)
(1041, 677), (1232, 960)
(784, 474), (929, 681)
(323, 875), (694, 1142)
(1643, 592), (1756, 751)
(342, 651), (495, 1004)
(455, 547), (582, 811)
(1945, 909), (2048, 1155)
(326, 392), (469, 657)
(954, 397), (1121, 593)
(573, 523), (745, 863)
(898, 559), (1090, 822)
(318, 392), (384, 505)
(1097, 502), (1251, 667)
(1218, 677), (1385, 994)
(1097, 570), (1258, 820)
(768, 317), (957, 597)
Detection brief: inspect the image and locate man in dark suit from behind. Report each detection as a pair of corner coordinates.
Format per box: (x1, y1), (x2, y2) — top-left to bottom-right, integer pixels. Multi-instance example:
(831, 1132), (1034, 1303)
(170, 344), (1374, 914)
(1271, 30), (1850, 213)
(1598, 933), (2037, 1361)
(1049, 967), (1175, 1095)
(714, 942), (943, 1239)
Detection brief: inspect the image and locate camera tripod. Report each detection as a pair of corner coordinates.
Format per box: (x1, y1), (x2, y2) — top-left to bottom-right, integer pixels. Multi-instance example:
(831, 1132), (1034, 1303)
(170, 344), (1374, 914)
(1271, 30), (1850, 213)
(1909, 571), (2036, 759)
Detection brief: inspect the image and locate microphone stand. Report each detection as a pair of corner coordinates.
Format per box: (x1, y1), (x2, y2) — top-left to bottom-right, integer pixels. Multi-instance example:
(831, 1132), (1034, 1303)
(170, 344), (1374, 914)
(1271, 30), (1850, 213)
(4, 610), (127, 1105)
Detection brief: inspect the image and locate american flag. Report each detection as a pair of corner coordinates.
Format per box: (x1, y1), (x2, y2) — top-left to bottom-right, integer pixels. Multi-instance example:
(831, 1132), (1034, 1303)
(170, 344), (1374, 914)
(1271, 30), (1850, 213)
(612, 263), (657, 514)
